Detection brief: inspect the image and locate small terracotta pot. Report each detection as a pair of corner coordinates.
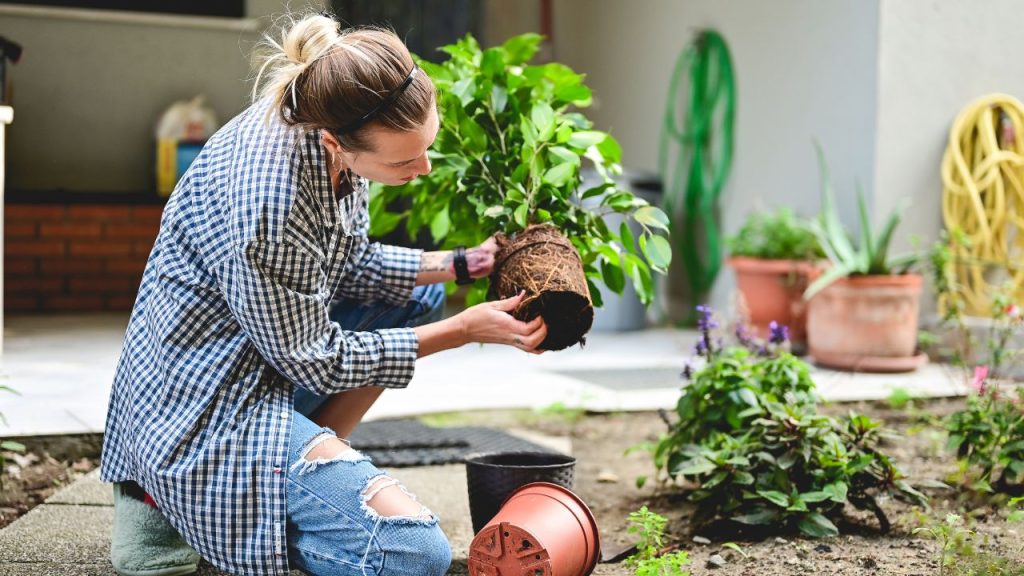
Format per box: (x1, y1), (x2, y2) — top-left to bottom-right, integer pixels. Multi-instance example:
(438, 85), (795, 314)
(465, 452), (576, 534)
(806, 273), (928, 372)
(468, 482), (600, 576)
(729, 256), (822, 352)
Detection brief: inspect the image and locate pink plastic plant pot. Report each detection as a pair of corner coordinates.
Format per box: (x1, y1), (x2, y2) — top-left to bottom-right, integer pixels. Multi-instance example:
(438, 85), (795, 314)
(468, 482), (600, 576)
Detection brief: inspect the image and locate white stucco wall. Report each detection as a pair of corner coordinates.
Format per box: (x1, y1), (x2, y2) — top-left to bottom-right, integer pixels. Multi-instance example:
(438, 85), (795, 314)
(0, 0), (309, 193)
(551, 0), (880, 314)
(874, 0), (1024, 254)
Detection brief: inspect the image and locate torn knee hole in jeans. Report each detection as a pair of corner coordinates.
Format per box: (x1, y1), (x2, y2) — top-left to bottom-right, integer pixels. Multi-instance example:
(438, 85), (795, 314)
(290, 431), (365, 475)
(360, 475), (436, 523)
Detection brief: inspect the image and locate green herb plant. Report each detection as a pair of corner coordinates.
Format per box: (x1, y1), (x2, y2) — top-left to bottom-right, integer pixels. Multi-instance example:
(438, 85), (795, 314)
(914, 512), (1024, 576)
(650, 306), (927, 537)
(368, 33), (672, 307)
(804, 143), (918, 300)
(623, 506), (691, 576)
(727, 208), (823, 261)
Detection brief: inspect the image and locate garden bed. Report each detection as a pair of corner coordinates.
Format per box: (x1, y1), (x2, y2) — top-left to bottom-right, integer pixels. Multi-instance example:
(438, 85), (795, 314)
(3, 399), (1022, 575)
(0, 433), (101, 529)
(441, 397), (1022, 575)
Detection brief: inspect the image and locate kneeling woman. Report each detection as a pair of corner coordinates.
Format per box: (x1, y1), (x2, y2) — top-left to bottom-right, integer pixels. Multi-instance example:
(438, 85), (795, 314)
(100, 12), (547, 576)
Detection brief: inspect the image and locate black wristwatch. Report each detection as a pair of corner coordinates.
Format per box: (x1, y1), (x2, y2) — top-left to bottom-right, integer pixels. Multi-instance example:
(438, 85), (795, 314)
(453, 246), (474, 285)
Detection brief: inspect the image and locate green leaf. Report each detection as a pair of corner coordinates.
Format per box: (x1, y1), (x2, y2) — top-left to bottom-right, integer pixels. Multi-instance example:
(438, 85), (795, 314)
(452, 77), (476, 106)
(640, 234), (672, 270)
(672, 457), (717, 476)
(633, 206), (670, 232)
(483, 205), (506, 218)
(1, 440), (26, 452)
(513, 203), (529, 228)
(531, 102), (556, 141)
(619, 222), (636, 254)
(543, 163), (575, 187)
(581, 182), (614, 200)
(501, 33), (543, 65)
(548, 146), (581, 167)
(856, 182), (875, 266)
(797, 513), (839, 538)
(569, 130), (606, 149)
(803, 262), (854, 300)
(430, 206), (451, 242)
(823, 481), (848, 503)
(597, 135), (622, 164)
(490, 85), (508, 113)
(732, 508), (780, 526)
(871, 198), (909, 272)
(601, 254), (625, 294)
(480, 48), (504, 78)
(556, 83), (592, 105)
(460, 116), (488, 149)
(757, 490), (789, 508)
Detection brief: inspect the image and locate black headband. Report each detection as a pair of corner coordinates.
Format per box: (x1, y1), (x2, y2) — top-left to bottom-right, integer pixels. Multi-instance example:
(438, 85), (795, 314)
(335, 65), (419, 135)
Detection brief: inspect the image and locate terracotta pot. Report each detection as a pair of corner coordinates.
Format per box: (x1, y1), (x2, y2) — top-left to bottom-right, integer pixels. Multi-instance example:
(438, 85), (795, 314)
(465, 452), (576, 534)
(729, 256), (821, 352)
(806, 274), (928, 373)
(468, 482), (600, 576)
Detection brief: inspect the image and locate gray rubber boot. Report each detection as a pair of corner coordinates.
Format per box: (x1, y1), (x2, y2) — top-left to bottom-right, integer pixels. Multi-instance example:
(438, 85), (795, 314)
(110, 483), (200, 576)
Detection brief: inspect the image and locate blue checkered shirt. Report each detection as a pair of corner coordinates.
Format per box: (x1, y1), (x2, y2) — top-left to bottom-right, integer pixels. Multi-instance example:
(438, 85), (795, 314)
(100, 100), (423, 575)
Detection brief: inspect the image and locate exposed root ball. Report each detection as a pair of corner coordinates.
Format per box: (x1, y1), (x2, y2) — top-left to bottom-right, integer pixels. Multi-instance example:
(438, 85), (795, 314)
(490, 225), (593, 350)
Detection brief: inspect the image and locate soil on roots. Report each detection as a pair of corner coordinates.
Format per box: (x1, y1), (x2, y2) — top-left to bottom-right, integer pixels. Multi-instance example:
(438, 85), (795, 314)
(490, 225), (593, 351)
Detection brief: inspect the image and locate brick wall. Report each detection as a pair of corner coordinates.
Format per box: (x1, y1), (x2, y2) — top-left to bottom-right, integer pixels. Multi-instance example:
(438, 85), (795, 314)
(4, 203), (164, 312)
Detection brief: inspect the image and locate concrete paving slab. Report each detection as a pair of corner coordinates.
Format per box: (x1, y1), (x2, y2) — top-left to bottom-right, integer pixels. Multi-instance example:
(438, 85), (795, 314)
(0, 505), (113, 565)
(0, 562), (115, 575)
(0, 314), (975, 439)
(45, 470), (112, 506)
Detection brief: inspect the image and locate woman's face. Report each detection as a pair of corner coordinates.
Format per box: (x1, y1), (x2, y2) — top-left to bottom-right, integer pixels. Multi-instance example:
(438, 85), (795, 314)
(324, 107), (439, 187)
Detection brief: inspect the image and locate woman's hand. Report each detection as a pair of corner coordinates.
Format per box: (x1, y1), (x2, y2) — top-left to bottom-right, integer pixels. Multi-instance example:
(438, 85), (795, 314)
(456, 291), (547, 354)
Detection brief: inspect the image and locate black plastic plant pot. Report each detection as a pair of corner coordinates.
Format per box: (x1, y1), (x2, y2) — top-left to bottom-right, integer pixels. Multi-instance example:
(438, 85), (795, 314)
(465, 451), (576, 534)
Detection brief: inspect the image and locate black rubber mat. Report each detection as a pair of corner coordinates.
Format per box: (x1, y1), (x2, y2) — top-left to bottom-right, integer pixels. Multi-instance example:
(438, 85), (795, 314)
(348, 420), (556, 467)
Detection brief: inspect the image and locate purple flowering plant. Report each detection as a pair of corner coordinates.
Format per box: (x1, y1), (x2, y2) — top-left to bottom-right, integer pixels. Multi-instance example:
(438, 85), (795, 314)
(650, 305), (928, 537)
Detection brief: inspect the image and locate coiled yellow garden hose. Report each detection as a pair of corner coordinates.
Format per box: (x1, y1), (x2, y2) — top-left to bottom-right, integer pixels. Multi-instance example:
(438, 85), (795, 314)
(941, 93), (1024, 315)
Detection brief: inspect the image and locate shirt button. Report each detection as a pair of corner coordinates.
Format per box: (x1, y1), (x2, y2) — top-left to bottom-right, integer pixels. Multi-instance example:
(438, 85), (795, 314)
(280, 412), (288, 420)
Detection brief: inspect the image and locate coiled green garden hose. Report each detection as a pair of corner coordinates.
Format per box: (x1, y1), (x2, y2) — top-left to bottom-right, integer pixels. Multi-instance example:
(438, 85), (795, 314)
(659, 30), (735, 317)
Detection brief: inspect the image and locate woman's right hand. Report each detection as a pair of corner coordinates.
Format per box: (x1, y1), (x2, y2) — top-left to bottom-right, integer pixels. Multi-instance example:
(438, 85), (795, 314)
(456, 291), (548, 354)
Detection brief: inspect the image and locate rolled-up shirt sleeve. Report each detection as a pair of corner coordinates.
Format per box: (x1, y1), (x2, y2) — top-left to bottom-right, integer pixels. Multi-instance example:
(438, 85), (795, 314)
(334, 194), (422, 306)
(219, 238), (418, 394)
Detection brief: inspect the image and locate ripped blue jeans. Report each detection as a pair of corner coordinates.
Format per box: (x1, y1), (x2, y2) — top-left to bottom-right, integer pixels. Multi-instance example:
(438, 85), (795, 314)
(286, 284), (451, 576)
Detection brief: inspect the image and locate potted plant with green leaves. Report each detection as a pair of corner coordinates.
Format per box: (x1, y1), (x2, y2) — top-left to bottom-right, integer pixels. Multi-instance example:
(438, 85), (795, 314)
(727, 208), (824, 352)
(370, 33), (671, 350)
(803, 144), (925, 372)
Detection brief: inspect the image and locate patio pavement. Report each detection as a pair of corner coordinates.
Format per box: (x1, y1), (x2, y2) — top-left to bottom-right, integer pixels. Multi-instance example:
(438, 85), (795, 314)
(0, 311), (971, 574)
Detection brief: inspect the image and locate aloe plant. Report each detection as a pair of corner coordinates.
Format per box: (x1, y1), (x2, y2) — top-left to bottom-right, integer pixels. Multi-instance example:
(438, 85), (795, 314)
(804, 143), (918, 299)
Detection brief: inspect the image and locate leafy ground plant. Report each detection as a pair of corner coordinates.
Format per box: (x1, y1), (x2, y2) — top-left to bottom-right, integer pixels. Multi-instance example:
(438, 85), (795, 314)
(914, 513), (1024, 576)
(624, 506), (691, 576)
(945, 366), (1024, 493)
(650, 306), (927, 537)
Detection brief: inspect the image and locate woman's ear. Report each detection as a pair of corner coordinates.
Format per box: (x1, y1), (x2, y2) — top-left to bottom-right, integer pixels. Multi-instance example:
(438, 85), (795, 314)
(320, 130), (342, 154)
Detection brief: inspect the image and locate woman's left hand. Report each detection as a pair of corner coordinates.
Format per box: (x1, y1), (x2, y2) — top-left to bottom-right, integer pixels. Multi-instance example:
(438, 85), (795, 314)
(466, 236), (498, 278)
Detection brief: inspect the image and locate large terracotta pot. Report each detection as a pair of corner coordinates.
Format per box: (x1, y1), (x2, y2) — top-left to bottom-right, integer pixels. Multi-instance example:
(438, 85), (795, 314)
(806, 273), (927, 373)
(468, 482), (600, 576)
(729, 256), (821, 352)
